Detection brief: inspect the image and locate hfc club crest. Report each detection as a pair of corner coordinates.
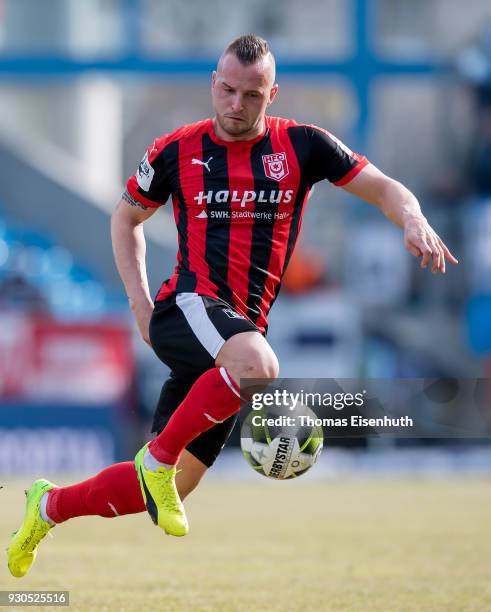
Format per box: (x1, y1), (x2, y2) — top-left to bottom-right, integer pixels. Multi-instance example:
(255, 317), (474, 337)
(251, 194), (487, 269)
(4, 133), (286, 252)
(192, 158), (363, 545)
(262, 152), (289, 181)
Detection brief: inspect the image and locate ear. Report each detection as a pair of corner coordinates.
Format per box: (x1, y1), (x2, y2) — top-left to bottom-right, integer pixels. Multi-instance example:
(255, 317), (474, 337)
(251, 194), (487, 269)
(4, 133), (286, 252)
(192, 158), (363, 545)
(212, 71), (217, 87)
(267, 84), (279, 106)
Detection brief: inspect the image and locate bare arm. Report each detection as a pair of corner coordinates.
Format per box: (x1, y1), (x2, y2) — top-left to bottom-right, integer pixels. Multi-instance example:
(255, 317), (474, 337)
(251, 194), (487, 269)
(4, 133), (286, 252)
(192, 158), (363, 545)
(341, 163), (458, 274)
(111, 191), (158, 344)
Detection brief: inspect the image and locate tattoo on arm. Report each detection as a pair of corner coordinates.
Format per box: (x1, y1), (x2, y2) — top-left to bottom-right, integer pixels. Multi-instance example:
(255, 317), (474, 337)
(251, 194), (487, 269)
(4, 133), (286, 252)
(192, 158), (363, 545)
(122, 189), (149, 210)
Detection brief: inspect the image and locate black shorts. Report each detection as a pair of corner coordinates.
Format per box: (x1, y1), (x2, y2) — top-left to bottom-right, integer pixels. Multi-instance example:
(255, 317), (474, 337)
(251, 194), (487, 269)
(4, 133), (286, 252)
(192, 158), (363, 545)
(148, 292), (260, 467)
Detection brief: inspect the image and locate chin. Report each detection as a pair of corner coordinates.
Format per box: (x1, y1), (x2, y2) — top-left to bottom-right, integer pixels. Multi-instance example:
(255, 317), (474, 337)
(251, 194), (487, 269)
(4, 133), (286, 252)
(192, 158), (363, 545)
(218, 117), (248, 136)
(225, 125), (248, 136)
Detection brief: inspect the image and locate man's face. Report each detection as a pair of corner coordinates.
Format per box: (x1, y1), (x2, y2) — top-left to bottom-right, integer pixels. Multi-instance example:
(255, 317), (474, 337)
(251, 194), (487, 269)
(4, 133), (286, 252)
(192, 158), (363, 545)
(211, 53), (278, 139)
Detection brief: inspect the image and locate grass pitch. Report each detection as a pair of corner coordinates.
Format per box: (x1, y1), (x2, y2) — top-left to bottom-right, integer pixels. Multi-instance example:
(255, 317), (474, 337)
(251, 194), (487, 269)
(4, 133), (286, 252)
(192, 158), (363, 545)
(1, 476), (490, 611)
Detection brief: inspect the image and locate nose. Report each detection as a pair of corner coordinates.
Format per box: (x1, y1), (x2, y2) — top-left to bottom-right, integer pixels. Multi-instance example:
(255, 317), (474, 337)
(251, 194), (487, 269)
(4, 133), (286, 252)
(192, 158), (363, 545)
(230, 93), (244, 113)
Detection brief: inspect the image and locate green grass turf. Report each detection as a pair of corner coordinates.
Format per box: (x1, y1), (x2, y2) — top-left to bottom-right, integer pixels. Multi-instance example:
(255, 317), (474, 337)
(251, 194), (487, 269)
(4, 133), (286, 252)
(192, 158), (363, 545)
(1, 477), (490, 611)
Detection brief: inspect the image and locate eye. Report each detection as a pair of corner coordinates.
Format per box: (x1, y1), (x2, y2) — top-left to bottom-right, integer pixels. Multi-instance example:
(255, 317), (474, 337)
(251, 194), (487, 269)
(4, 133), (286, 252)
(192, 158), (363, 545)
(248, 92), (260, 98)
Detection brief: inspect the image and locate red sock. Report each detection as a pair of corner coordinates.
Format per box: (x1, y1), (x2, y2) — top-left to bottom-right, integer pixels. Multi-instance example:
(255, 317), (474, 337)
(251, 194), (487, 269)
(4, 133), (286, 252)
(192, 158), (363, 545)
(46, 462), (144, 524)
(148, 367), (240, 465)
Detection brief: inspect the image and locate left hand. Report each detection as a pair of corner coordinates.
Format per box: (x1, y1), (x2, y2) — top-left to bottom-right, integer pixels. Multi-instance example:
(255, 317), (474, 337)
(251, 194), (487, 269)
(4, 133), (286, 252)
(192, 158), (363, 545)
(403, 215), (459, 274)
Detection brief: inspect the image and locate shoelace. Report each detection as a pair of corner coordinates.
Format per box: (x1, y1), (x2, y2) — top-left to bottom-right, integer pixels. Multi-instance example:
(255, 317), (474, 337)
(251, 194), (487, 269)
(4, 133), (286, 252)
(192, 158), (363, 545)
(155, 468), (184, 513)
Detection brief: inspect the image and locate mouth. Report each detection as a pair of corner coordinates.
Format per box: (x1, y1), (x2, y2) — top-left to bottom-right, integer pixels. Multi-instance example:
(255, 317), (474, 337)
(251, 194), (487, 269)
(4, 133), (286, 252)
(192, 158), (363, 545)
(225, 116), (245, 122)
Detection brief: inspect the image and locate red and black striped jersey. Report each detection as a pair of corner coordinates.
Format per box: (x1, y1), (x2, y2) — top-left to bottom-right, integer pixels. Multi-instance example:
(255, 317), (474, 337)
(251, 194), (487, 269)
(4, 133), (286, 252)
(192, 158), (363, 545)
(126, 116), (368, 333)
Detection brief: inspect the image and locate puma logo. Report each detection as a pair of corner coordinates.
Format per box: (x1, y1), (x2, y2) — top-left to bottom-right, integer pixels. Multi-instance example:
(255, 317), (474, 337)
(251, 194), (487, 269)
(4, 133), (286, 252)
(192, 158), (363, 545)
(192, 156), (213, 172)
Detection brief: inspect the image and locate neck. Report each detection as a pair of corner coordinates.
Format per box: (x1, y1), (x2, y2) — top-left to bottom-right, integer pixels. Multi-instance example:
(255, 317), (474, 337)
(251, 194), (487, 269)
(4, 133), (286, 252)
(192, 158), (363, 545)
(212, 116), (266, 142)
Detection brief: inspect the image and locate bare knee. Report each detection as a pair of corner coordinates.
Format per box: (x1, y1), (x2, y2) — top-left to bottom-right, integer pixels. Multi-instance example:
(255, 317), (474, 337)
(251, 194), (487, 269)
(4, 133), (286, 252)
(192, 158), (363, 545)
(234, 350), (279, 380)
(216, 332), (279, 385)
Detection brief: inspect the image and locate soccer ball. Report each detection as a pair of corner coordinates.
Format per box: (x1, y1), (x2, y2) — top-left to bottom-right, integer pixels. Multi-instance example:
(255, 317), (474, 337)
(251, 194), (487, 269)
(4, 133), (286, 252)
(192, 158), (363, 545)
(240, 405), (323, 479)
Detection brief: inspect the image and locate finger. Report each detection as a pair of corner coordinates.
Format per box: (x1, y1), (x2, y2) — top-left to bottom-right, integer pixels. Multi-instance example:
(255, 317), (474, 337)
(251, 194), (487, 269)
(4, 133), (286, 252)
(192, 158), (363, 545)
(431, 239), (445, 273)
(432, 242), (443, 273)
(439, 246), (446, 273)
(429, 241), (439, 273)
(441, 242), (459, 265)
(420, 243), (432, 269)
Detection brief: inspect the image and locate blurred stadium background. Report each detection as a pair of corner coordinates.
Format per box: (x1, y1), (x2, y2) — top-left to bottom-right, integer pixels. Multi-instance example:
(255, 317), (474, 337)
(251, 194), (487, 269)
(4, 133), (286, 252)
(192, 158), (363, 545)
(0, 1), (491, 609)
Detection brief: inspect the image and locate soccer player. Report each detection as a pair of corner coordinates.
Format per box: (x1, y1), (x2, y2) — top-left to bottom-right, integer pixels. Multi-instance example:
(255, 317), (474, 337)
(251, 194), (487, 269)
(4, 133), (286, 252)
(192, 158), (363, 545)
(7, 34), (458, 577)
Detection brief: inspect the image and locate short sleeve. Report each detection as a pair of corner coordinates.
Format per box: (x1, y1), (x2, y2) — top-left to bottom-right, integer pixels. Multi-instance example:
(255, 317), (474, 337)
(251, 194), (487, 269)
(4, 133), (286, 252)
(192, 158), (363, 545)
(126, 138), (172, 208)
(306, 126), (368, 186)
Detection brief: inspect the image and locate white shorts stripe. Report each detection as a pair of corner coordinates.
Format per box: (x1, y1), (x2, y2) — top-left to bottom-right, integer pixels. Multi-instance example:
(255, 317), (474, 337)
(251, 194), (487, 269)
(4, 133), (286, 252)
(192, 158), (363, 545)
(176, 292), (226, 359)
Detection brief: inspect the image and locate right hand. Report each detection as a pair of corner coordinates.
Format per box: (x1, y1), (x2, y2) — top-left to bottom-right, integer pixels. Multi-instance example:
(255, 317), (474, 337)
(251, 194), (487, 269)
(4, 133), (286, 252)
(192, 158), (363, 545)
(130, 297), (154, 346)
(403, 214), (459, 274)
